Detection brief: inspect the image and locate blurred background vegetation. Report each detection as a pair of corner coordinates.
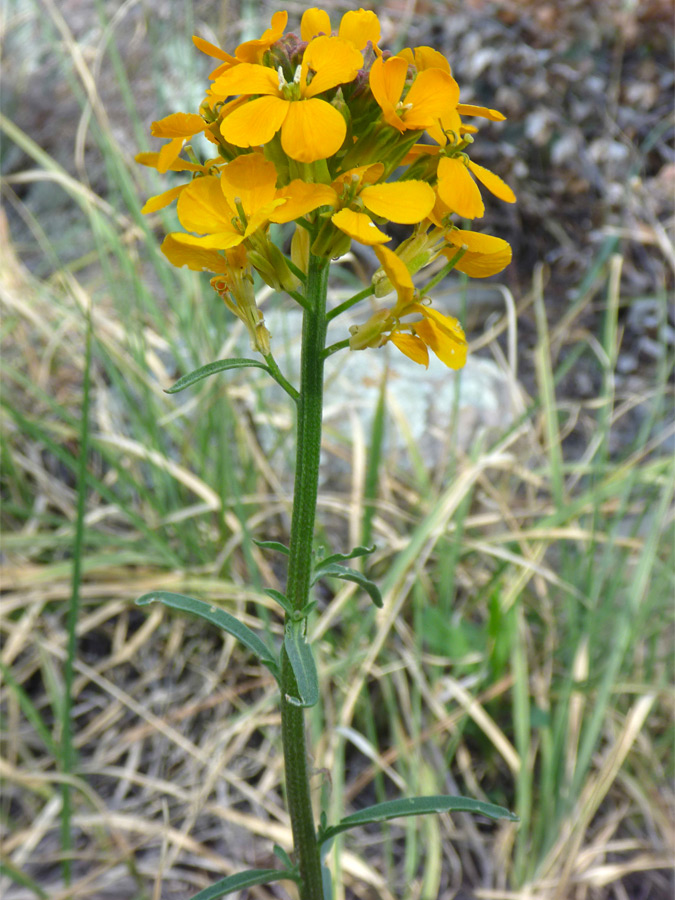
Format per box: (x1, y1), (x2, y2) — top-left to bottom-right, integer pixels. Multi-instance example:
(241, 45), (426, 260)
(1, 0), (673, 897)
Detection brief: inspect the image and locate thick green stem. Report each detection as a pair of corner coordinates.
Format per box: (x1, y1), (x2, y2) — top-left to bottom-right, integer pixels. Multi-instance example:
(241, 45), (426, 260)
(280, 252), (330, 898)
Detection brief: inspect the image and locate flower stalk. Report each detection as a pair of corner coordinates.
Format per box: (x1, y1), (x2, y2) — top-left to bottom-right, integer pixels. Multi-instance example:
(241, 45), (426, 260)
(135, 7), (518, 896)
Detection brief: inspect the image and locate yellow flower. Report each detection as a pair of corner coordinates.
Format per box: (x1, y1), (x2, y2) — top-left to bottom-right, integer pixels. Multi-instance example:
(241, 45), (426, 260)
(300, 7), (380, 50)
(435, 155), (516, 219)
(213, 36), (363, 163)
(369, 55), (460, 135)
(349, 245), (467, 369)
(443, 229), (512, 278)
(327, 164), (436, 247)
(166, 152), (333, 253)
(148, 112), (207, 173)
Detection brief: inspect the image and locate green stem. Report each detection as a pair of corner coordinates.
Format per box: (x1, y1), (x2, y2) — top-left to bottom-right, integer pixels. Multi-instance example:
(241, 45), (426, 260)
(280, 251), (329, 898)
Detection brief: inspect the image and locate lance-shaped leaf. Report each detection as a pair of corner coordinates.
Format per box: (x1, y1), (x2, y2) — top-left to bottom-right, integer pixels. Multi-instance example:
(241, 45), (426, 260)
(318, 795), (518, 844)
(283, 619), (319, 707)
(166, 358), (271, 393)
(189, 867), (297, 900)
(137, 591), (278, 680)
(314, 544), (376, 568)
(264, 588), (293, 616)
(253, 539), (290, 556)
(311, 562), (383, 609)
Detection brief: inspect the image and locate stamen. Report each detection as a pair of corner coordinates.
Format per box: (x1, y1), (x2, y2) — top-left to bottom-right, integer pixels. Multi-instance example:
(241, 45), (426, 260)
(293, 64), (302, 84)
(277, 66), (287, 90)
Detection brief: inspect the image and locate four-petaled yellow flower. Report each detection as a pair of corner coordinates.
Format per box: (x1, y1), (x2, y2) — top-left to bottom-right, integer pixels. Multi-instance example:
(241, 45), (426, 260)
(165, 153), (334, 255)
(212, 36), (363, 163)
(369, 55), (460, 135)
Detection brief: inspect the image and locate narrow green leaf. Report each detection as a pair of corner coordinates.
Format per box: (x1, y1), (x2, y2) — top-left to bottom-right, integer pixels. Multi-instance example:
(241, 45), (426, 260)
(137, 592), (278, 679)
(189, 868), (295, 900)
(312, 563), (383, 608)
(315, 545), (375, 568)
(254, 539), (290, 556)
(284, 620), (319, 707)
(272, 845), (294, 869)
(319, 795), (518, 843)
(264, 588), (293, 615)
(165, 358), (271, 394)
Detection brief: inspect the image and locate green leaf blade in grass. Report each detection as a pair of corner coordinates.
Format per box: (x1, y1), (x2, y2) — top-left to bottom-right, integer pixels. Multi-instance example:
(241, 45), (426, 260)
(284, 620), (319, 708)
(318, 795), (518, 844)
(189, 868), (296, 900)
(166, 358), (271, 393)
(312, 562), (383, 608)
(136, 591), (278, 679)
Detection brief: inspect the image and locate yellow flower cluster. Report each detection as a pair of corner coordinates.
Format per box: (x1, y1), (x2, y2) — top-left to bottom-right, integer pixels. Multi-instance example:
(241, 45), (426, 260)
(137, 7), (515, 368)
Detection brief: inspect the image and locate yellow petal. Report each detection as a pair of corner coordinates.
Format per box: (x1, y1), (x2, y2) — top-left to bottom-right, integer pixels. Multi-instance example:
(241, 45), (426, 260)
(426, 107), (462, 145)
(192, 35), (238, 65)
(151, 112), (204, 138)
(281, 98), (346, 163)
(400, 143), (441, 165)
(221, 95), (289, 148)
(212, 63), (279, 98)
(332, 209), (390, 245)
(245, 201), (287, 236)
(269, 181), (337, 223)
(373, 244), (414, 303)
(414, 309), (467, 369)
(338, 9), (380, 49)
(302, 37), (363, 97)
(436, 156), (484, 219)
(466, 160), (516, 203)
(402, 69), (460, 130)
(361, 180), (435, 224)
(164, 230), (243, 254)
(135, 152), (205, 173)
(369, 56), (407, 130)
(301, 8), (332, 41)
(457, 103), (505, 121)
(389, 332), (429, 366)
(235, 10), (288, 63)
(445, 229), (512, 277)
(161, 234), (229, 272)
(157, 137), (186, 174)
(411, 46), (451, 74)
(141, 184), (186, 214)
(176, 175), (234, 234)
(219, 154), (278, 217)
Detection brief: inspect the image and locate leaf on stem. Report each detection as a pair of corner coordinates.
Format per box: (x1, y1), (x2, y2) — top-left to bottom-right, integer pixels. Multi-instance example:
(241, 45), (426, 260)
(136, 591), (279, 680)
(314, 544), (376, 567)
(189, 868), (297, 900)
(311, 562), (383, 608)
(264, 588), (293, 616)
(254, 539), (290, 556)
(318, 795), (519, 845)
(165, 358), (271, 393)
(284, 619), (319, 707)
